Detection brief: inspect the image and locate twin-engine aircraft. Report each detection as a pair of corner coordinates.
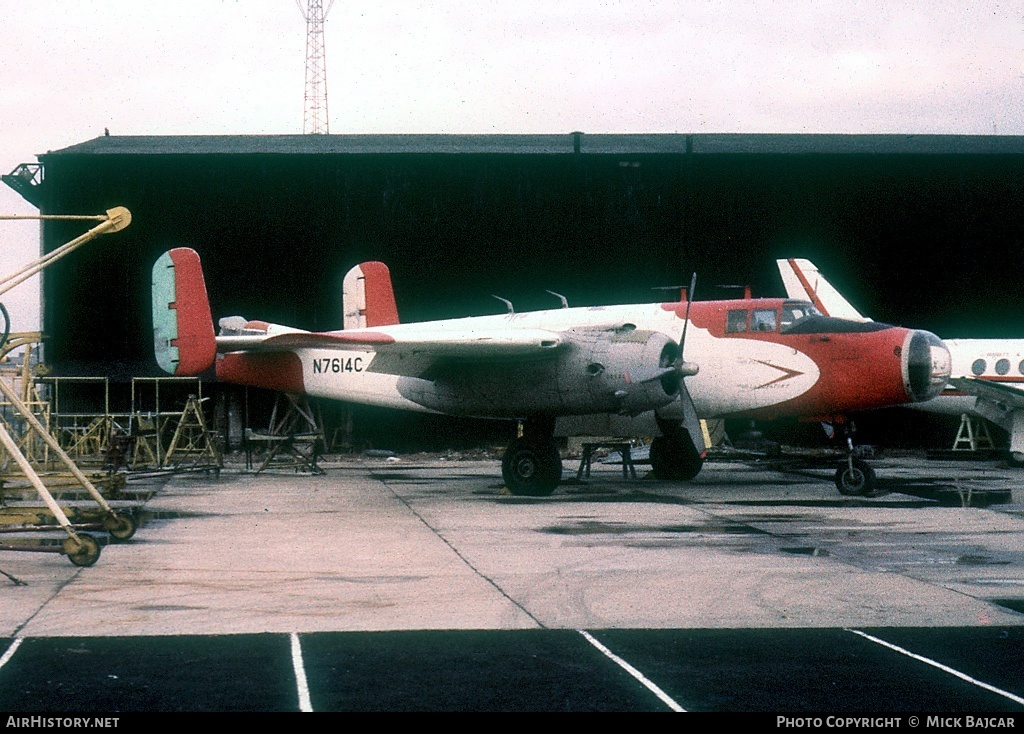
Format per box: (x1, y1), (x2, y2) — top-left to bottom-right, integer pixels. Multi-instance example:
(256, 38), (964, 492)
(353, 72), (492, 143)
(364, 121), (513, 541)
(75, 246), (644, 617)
(779, 257), (1024, 466)
(153, 248), (951, 496)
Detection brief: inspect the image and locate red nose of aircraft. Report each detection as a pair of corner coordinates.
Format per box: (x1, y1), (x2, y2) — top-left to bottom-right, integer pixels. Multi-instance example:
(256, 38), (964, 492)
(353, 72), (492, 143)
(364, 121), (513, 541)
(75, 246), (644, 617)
(776, 324), (953, 421)
(904, 329), (951, 403)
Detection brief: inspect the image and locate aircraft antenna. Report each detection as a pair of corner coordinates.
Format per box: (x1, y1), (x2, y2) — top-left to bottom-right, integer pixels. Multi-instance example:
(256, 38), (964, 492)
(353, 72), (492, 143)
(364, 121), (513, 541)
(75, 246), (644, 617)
(296, 0), (335, 134)
(492, 295), (515, 315)
(679, 272), (697, 360)
(545, 290), (569, 308)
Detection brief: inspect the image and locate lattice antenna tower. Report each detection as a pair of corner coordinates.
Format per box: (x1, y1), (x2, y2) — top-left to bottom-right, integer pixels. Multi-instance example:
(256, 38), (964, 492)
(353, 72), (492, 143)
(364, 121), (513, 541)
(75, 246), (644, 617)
(297, 0), (335, 134)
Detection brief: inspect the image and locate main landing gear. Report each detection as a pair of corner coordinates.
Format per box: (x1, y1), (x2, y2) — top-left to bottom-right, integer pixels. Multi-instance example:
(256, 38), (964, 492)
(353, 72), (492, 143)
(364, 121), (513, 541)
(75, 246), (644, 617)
(649, 427), (704, 481)
(502, 419), (562, 497)
(500, 417), (708, 496)
(648, 415), (705, 481)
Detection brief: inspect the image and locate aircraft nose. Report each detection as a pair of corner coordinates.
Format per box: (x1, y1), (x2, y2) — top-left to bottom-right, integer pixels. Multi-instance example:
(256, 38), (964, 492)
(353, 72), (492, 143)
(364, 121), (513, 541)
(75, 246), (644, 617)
(905, 330), (951, 402)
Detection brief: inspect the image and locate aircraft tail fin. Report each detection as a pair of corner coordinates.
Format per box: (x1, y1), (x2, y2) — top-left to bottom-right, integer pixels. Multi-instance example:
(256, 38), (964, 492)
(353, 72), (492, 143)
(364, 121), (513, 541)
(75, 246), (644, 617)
(776, 258), (871, 322)
(152, 248), (217, 375)
(343, 261), (400, 329)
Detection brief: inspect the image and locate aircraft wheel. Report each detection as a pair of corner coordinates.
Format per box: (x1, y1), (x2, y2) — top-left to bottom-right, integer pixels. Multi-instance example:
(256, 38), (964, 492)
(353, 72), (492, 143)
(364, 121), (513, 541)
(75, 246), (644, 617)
(63, 534), (101, 568)
(649, 434), (704, 481)
(104, 511), (137, 542)
(835, 459), (877, 497)
(502, 439), (562, 497)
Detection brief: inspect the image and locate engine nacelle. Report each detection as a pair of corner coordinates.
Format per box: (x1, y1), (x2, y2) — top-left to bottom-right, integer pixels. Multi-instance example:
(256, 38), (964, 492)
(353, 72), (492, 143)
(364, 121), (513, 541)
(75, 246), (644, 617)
(560, 327), (683, 416)
(403, 326), (684, 418)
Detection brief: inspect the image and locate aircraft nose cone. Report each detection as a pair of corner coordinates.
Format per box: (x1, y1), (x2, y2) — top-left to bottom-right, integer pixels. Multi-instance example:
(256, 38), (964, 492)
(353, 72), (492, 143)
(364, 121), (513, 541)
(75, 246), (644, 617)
(905, 330), (951, 402)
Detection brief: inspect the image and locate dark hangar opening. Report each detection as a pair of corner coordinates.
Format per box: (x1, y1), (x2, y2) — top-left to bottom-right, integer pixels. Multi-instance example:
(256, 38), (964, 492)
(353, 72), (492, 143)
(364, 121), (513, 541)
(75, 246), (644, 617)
(7, 132), (1024, 449)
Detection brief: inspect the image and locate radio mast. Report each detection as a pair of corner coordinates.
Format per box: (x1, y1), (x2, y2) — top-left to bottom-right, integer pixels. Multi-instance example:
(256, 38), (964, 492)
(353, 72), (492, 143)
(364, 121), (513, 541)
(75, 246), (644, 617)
(297, 0), (334, 134)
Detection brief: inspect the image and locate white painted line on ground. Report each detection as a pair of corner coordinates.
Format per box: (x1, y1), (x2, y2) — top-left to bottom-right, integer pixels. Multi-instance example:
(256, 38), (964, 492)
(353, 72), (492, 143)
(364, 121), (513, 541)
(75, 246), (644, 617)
(846, 629), (1024, 706)
(0, 637), (23, 671)
(578, 630), (685, 712)
(0, 637), (23, 672)
(290, 632), (313, 712)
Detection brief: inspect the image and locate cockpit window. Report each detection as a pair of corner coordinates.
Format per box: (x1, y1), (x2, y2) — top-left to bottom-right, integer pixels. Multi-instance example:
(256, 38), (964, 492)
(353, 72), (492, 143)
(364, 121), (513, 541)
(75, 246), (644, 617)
(751, 309), (778, 332)
(779, 304), (891, 334)
(726, 309), (748, 333)
(781, 300), (821, 329)
(727, 300), (868, 336)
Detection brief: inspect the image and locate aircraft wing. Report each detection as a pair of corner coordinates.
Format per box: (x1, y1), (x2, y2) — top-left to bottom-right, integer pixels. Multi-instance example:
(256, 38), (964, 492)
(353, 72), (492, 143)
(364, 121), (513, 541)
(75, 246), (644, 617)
(776, 258), (871, 322)
(948, 377), (1024, 410)
(218, 331), (396, 352)
(216, 326), (566, 377)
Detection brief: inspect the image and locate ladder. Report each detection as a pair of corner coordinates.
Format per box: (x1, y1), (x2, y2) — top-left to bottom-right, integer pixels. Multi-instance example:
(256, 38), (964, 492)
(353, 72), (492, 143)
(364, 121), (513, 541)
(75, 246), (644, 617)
(952, 413), (995, 452)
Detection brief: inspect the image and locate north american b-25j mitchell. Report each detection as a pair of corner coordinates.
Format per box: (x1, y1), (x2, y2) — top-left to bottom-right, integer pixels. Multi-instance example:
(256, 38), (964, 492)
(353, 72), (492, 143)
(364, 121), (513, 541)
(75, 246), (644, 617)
(153, 248), (951, 497)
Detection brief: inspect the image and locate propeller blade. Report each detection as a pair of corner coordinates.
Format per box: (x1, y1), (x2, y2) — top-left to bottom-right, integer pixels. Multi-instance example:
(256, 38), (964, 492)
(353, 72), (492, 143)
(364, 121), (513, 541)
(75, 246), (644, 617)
(679, 272), (697, 360)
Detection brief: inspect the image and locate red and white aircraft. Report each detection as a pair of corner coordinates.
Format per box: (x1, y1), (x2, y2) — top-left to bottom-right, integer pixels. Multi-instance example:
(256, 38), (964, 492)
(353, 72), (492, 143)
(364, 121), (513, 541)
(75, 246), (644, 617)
(779, 257), (1024, 466)
(152, 248), (951, 496)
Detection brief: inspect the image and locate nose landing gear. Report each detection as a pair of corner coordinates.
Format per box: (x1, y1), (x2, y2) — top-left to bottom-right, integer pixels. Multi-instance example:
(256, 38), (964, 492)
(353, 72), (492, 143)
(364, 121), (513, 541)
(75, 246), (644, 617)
(833, 420), (885, 498)
(835, 457), (878, 496)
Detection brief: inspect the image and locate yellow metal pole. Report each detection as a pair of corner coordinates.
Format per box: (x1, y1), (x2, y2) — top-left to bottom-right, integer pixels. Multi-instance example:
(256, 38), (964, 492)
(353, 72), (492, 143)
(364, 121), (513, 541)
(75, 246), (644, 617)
(0, 370), (111, 511)
(0, 372), (134, 543)
(0, 421), (79, 538)
(0, 207), (131, 298)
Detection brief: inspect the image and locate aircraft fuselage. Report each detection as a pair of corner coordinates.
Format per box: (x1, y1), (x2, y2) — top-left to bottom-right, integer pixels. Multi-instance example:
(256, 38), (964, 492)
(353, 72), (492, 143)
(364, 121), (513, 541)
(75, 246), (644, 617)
(216, 297), (949, 424)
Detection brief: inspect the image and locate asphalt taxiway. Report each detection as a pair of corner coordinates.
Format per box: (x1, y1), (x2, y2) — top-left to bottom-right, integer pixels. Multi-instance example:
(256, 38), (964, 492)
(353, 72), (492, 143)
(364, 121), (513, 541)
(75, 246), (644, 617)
(2, 452), (1024, 712)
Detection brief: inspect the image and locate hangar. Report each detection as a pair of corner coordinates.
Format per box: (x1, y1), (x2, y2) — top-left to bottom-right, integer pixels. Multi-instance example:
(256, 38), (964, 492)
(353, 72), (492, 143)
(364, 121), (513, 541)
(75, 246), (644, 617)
(5, 132), (1024, 449)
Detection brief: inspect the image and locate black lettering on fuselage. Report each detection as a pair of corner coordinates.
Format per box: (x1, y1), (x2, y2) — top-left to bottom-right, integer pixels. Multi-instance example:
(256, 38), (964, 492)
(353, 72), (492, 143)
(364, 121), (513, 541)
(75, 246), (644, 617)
(311, 357), (364, 374)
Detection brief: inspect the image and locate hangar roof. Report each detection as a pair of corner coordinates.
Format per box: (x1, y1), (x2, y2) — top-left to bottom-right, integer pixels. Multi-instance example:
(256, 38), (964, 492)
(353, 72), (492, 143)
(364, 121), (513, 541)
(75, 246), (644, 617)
(41, 133), (1024, 158)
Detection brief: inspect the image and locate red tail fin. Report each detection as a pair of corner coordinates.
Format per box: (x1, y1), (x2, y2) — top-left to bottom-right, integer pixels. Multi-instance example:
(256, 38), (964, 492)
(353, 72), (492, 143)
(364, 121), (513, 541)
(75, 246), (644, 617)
(152, 248), (216, 375)
(343, 261), (399, 329)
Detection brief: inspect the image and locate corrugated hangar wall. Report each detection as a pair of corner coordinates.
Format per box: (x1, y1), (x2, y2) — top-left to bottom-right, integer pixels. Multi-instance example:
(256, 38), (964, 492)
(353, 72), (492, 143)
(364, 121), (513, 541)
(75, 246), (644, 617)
(12, 133), (1024, 447)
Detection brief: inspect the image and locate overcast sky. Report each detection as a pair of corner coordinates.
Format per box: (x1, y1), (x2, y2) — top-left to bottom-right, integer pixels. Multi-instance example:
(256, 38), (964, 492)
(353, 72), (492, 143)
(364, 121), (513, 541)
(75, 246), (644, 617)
(1, 1), (1022, 331)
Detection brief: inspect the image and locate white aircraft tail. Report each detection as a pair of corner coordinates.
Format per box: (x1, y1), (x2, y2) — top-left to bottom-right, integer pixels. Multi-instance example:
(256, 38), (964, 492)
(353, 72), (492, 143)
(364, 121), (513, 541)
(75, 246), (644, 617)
(776, 258), (871, 322)
(343, 261), (400, 329)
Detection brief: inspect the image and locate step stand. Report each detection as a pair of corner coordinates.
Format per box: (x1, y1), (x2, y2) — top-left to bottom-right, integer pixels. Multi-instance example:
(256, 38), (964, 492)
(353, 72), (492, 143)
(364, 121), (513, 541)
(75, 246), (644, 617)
(162, 395), (222, 472)
(245, 393), (325, 475)
(0, 377), (137, 569)
(576, 440), (638, 480)
(952, 414), (995, 452)
(129, 414), (161, 468)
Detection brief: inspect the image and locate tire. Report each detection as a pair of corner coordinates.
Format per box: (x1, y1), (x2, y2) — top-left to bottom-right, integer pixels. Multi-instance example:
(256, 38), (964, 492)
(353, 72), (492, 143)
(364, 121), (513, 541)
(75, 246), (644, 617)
(63, 534), (101, 567)
(835, 458), (877, 497)
(649, 433), (704, 481)
(502, 439), (562, 497)
(104, 512), (137, 542)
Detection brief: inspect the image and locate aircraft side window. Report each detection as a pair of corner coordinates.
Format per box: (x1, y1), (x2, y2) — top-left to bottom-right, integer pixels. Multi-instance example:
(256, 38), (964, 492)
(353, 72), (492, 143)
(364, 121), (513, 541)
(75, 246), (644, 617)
(996, 358), (1010, 376)
(751, 309), (777, 332)
(971, 359), (987, 376)
(726, 309), (748, 333)
(1019, 360), (1024, 375)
